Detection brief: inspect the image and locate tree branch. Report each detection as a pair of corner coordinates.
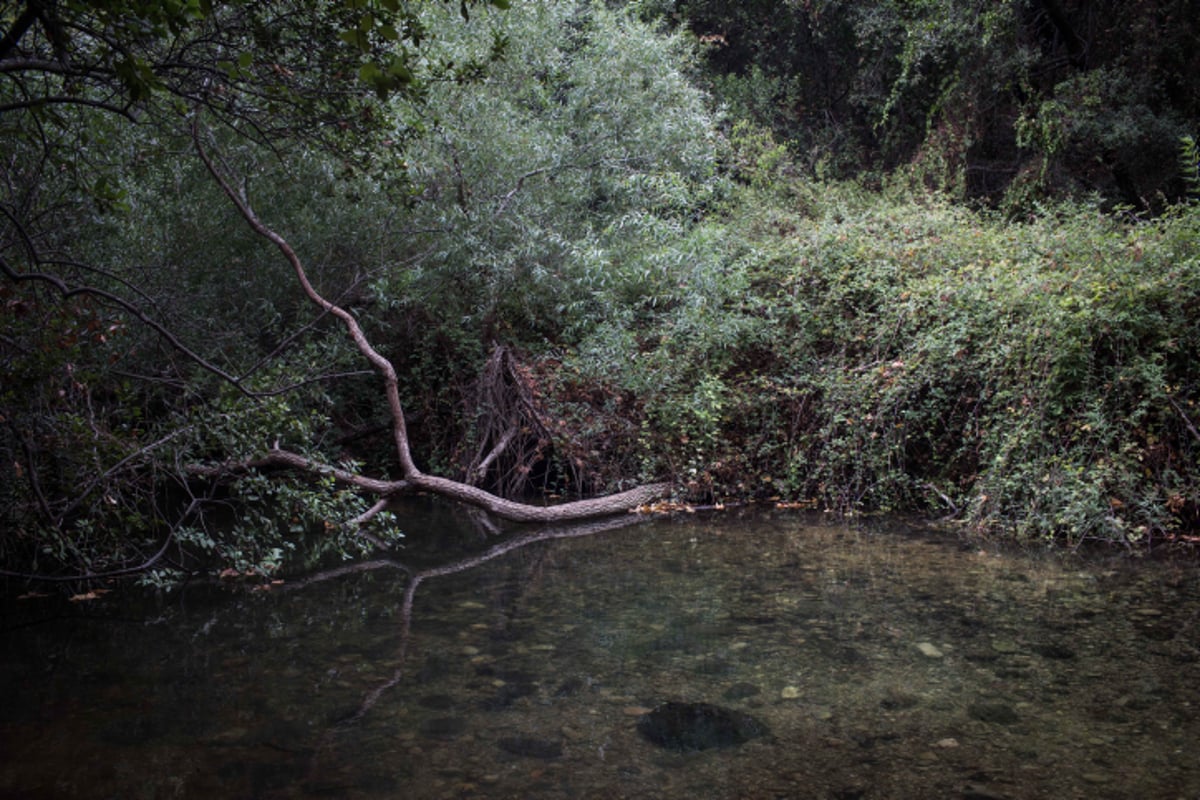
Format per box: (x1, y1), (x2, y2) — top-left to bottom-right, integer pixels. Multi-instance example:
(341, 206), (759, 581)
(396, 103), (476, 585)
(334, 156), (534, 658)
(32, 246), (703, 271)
(0, 95), (137, 118)
(0, 252), (256, 395)
(192, 118), (670, 523)
(0, 498), (199, 583)
(0, 3), (40, 62)
(1168, 395), (1200, 446)
(193, 119), (422, 477)
(199, 446), (669, 523)
(471, 424), (517, 483)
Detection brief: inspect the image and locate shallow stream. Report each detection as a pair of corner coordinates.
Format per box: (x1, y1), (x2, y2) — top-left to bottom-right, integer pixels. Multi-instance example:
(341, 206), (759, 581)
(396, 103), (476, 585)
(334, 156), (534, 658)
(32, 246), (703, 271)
(3, 505), (1199, 799)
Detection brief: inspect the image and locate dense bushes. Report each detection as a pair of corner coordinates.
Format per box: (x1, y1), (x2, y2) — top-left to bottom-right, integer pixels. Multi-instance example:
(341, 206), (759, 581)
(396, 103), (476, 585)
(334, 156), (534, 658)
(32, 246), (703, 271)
(553, 176), (1200, 544)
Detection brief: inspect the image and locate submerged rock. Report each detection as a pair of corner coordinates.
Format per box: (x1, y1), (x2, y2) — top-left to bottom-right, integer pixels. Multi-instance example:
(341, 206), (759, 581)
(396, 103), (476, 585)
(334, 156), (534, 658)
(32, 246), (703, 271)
(419, 716), (467, 740)
(968, 702), (1020, 725)
(636, 701), (769, 752)
(722, 682), (762, 701)
(497, 736), (562, 759)
(916, 642), (944, 658)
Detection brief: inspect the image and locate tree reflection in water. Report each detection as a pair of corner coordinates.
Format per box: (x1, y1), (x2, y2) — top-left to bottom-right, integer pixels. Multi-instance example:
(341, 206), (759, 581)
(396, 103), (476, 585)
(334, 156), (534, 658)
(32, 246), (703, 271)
(288, 512), (653, 781)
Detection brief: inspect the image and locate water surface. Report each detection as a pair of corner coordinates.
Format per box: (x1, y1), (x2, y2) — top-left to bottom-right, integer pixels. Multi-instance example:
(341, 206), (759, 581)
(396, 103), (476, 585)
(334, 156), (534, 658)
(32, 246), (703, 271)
(3, 506), (1198, 799)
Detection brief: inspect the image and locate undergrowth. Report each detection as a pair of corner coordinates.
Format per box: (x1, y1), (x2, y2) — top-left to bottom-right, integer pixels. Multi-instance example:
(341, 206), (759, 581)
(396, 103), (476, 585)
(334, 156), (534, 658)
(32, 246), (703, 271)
(549, 186), (1200, 545)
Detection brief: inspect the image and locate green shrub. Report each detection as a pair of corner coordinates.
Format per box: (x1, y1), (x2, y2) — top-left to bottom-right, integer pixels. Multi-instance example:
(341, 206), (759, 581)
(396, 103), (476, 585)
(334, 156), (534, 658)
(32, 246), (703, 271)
(566, 177), (1200, 543)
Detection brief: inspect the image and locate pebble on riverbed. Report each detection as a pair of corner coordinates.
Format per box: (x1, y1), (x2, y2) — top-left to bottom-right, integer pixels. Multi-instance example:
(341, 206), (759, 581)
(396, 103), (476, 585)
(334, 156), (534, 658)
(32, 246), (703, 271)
(916, 642), (944, 658)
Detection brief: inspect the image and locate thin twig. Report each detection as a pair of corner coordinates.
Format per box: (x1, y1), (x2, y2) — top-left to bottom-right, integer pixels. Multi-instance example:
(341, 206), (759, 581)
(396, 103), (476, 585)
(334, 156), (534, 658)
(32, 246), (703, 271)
(0, 499), (200, 583)
(1168, 395), (1200, 446)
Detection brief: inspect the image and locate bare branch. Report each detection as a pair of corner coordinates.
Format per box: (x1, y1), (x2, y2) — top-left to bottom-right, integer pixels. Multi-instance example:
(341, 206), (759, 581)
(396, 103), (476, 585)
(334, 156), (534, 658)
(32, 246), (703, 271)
(1168, 395), (1200, 446)
(16, 427), (54, 523)
(470, 424), (517, 483)
(0, 95), (137, 119)
(193, 118), (423, 477)
(0, 251), (255, 394)
(199, 447), (407, 496)
(192, 118), (671, 524)
(410, 472), (670, 521)
(57, 425), (196, 526)
(199, 445), (669, 522)
(347, 497), (393, 530)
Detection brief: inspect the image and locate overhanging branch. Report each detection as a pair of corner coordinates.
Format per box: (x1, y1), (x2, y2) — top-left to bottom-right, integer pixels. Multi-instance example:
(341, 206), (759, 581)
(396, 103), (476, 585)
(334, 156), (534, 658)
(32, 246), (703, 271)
(192, 116), (669, 523)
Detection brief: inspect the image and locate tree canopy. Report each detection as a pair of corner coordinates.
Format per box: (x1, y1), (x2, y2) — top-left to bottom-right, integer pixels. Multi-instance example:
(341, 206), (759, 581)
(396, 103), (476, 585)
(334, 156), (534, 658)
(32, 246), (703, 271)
(663, 0), (1200, 210)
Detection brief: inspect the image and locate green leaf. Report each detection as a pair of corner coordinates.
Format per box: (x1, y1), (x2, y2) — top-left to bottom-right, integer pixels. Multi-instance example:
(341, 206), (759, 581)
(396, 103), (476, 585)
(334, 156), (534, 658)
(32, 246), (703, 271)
(386, 56), (413, 83)
(338, 28), (368, 51)
(358, 62), (381, 83)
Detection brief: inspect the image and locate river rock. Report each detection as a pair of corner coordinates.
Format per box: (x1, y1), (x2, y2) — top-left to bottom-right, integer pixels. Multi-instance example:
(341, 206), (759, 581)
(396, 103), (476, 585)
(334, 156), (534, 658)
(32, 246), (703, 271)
(722, 682), (762, 701)
(917, 642), (944, 658)
(497, 736), (562, 759)
(636, 701), (769, 752)
(968, 702), (1019, 725)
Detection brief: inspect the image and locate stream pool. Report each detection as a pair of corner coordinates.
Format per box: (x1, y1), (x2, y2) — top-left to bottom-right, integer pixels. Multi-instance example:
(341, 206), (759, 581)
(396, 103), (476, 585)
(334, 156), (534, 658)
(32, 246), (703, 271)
(2, 504), (1199, 799)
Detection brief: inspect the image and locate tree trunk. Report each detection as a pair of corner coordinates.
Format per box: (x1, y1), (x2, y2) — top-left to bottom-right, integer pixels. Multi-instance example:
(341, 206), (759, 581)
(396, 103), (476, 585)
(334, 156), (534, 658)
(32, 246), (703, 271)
(408, 474), (670, 521)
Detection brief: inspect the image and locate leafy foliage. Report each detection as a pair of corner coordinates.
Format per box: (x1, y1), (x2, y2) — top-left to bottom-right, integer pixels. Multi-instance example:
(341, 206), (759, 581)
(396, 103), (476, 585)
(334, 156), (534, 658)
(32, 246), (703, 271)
(570, 167), (1200, 543)
(4, 0), (1200, 591)
(0, 0), (506, 584)
(664, 0), (1200, 209)
(360, 0), (722, 490)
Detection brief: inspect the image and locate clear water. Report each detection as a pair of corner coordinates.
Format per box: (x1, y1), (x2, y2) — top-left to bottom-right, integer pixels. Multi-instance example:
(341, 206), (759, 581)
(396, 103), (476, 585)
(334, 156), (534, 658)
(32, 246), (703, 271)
(3, 504), (1199, 799)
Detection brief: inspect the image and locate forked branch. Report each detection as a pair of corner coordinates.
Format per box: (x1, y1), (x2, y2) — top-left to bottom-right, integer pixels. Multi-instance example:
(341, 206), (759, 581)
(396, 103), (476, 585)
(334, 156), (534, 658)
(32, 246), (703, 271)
(193, 120), (668, 523)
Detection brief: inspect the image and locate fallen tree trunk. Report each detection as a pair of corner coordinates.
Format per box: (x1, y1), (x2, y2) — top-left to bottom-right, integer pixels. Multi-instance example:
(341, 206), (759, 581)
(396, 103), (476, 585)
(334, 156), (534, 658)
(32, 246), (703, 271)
(195, 124), (669, 526)
(243, 448), (669, 522)
(408, 473), (670, 521)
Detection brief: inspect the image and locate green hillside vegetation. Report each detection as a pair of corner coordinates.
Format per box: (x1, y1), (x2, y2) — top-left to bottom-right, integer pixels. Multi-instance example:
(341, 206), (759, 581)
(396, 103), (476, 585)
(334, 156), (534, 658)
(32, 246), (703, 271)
(583, 173), (1200, 544)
